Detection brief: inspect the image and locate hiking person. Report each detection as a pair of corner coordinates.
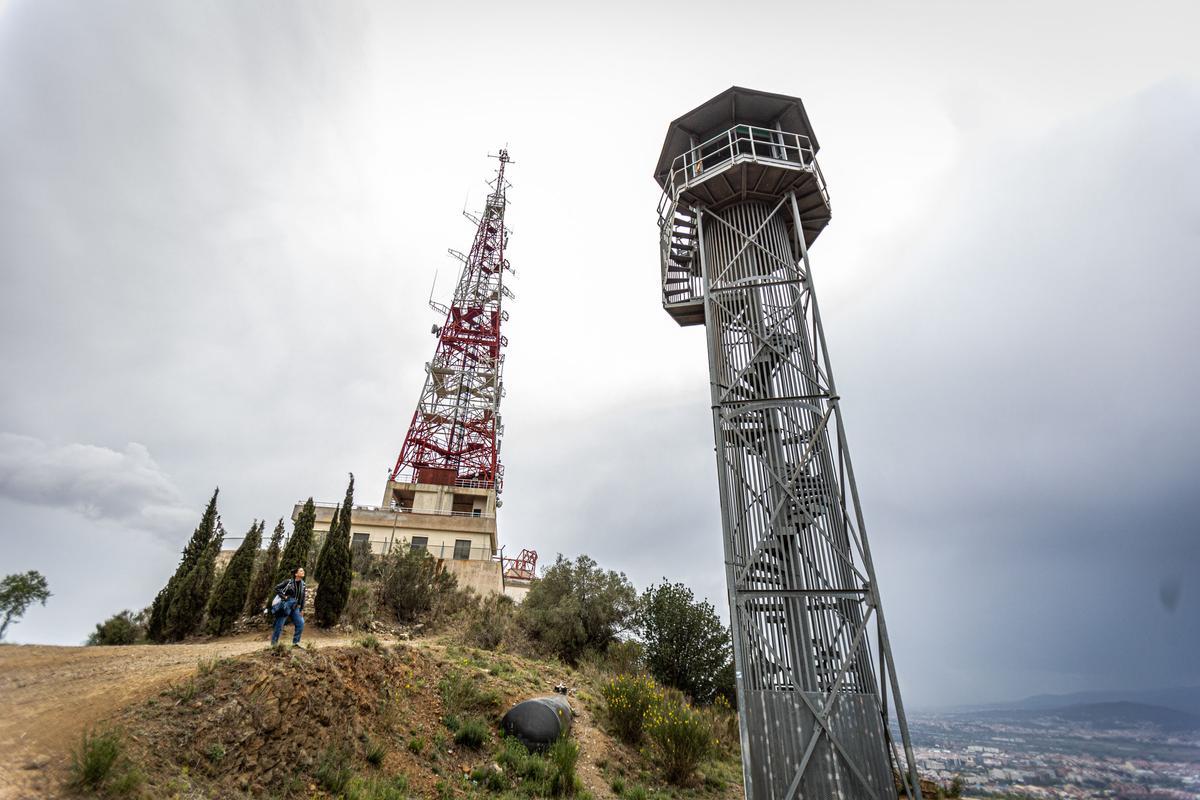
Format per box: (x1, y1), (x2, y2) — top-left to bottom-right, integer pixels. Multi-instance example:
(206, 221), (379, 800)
(270, 567), (306, 646)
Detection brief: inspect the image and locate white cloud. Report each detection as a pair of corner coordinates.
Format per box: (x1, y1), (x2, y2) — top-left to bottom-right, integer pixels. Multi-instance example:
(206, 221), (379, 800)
(0, 433), (194, 537)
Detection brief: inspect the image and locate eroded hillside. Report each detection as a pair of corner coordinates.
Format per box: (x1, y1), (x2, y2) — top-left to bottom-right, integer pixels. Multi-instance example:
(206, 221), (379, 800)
(1, 637), (746, 800)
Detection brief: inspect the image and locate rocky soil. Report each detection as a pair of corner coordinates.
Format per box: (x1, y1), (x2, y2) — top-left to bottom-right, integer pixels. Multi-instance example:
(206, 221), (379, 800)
(0, 635), (747, 800)
(0, 632), (367, 799)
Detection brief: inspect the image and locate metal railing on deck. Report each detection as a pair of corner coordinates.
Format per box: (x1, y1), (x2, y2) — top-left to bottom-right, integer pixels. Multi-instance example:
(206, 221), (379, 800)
(390, 470), (498, 490)
(403, 541), (495, 561)
(308, 500), (495, 520)
(657, 123), (829, 225)
(220, 532), (498, 562)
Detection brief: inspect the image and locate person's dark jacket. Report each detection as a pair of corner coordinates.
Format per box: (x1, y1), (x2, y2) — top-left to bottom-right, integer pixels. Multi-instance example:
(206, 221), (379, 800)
(273, 577), (306, 610)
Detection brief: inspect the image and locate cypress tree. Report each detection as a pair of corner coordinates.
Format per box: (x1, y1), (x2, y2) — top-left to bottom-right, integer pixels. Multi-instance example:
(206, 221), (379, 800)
(206, 520), (262, 635)
(314, 474), (354, 627)
(275, 498), (316, 587)
(245, 518), (285, 614)
(314, 507), (340, 584)
(147, 488), (219, 642)
(164, 521), (224, 640)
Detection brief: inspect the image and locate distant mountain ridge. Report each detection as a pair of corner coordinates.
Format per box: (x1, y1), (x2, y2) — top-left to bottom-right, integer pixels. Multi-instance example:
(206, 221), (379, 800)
(944, 685), (1200, 717)
(1010, 686), (1200, 716)
(1045, 701), (1200, 732)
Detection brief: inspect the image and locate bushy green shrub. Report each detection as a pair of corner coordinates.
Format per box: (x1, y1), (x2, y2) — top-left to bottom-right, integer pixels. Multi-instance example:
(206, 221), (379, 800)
(379, 544), (458, 624)
(70, 727), (122, 789)
(601, 674), (658, 743)
(470, 764), (509, 790)
(637, 580), (732, 703)
(698, 693), (739, 754)
(453, 718), (489, 749)
(645, 696), (714, 784)
(497, 736), (551, 786)
(86, 609), (146, 646)
(518, 554), (637, 664)
(547, 737), (582, 796)
(343, 582), (377, 629)
(465, 592), (516, 650)
(352, 538), (376, 577)
(315, 747), (352, 794)
(364, 737), (387, 766)
(346, 773), (409, 800)
(595, 638), (644, 674)
(438, 670), (499, 718)
(355, 634), (382, 651)
(107, 766), (145, 797)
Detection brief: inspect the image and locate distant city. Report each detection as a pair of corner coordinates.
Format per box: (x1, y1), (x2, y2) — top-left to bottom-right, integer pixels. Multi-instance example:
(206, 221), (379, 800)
(901, 690), (1200, 799)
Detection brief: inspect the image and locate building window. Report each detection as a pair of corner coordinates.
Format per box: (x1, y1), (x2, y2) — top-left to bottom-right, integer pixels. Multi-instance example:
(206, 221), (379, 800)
(352, 532), (370, 547)
(410, 536), (428, 553)
(453, 539), (471, 560)
(472, 508), (482, 517)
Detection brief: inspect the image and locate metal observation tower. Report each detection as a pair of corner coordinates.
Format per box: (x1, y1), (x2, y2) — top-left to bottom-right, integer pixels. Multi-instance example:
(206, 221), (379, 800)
(655, 88), (920, 799)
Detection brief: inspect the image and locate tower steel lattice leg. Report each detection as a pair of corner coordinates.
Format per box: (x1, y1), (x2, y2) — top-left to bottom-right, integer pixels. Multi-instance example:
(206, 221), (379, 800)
(696, 192), (920, 800)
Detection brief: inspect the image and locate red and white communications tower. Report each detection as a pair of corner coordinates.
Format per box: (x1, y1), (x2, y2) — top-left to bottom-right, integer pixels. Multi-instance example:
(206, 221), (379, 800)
(390, 150), (513, 492)
(296, 151), (535, 593)
(383, 150), (537, 585)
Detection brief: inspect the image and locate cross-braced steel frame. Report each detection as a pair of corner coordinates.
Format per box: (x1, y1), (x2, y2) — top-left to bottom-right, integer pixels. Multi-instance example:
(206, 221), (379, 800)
(392, 151), (513, 491)
(675, 191), (920, 799)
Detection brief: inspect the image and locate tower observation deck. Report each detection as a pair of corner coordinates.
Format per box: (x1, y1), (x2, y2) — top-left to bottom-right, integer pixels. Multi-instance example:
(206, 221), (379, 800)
(655, 88), (920, 799)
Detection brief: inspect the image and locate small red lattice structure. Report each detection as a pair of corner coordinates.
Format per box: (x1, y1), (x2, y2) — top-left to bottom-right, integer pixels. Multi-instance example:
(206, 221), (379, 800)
(504, 548), (538, 581)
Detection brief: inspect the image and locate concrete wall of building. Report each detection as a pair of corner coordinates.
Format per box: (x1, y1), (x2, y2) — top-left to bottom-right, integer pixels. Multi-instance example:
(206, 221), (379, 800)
(297, 493), (497, 560)
(306, 516), (494, 560)
(444, 558), (503, 597)
(214, 549), (236, 575)
(293, 479), (523, 598)
(382, 480), (496, 519)
(503, 580), (531, 603)
(386, 530), (494, 561)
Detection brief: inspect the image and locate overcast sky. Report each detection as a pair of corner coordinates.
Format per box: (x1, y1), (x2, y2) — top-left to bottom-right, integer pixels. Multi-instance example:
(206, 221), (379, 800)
(1, 0), (1197, 708)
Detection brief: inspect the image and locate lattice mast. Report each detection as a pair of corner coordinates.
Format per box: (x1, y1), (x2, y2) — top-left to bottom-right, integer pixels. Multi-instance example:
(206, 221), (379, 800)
(392, 151), (513, 491)
(655, 89), (920, 800)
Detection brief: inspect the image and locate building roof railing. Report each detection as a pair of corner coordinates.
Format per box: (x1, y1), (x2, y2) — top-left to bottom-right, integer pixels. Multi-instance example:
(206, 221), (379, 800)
(305, 500), (496, 520)
(390, 470), (497, 490)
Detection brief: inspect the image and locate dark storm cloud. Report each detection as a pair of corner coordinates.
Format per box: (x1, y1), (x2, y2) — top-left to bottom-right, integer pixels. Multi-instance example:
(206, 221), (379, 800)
(822, 79), (1200, 704)
(503, 79), (1200, 707)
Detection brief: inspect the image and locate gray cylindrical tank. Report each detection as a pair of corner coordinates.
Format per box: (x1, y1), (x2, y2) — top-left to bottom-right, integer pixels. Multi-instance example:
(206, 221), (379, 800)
(500, 696), (573, 751)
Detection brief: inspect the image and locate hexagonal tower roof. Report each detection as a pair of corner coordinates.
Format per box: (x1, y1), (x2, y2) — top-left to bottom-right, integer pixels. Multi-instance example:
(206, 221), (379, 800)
(654, 86), (821, 189)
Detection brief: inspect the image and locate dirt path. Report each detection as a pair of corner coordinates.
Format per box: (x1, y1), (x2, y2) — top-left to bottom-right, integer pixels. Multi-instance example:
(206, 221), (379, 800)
(0, 632), (379, 799)
(571, 693), (618, 800)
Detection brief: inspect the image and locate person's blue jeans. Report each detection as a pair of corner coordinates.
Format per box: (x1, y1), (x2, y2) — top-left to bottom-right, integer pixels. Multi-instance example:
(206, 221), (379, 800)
(271, 599), (304, 645)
